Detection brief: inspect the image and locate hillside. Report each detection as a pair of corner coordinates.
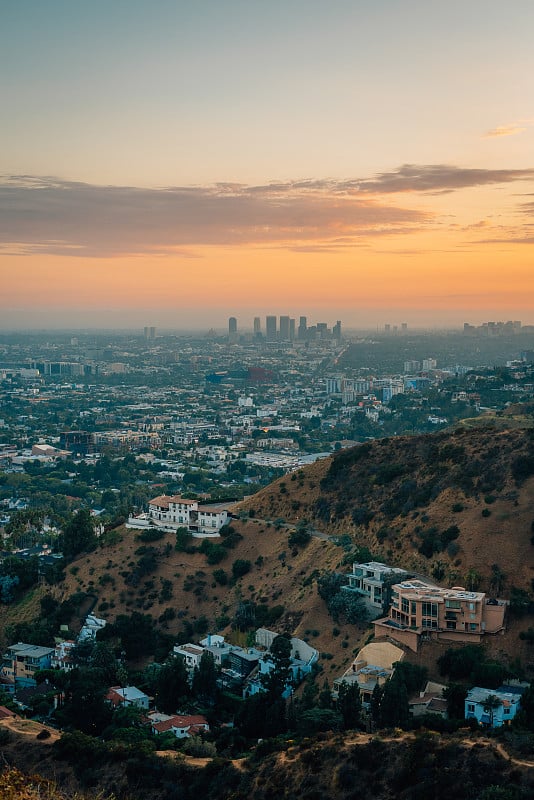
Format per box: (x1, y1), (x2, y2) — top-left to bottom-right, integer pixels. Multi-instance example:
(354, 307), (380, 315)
(2, 721), (534, 800)
(238, 425), (534, 597)
(2, 424), (534, 680)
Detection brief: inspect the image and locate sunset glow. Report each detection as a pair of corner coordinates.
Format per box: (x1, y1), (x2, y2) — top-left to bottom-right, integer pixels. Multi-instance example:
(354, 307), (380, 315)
(2, 1), (534, 329)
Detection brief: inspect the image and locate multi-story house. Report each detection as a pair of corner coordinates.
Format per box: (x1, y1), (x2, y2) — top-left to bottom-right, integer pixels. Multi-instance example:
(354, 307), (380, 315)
(1, 642), (54, 690)
(343, 562), (411, 614)
(373, 579), (507, 652)
(128, 494), (230, 537)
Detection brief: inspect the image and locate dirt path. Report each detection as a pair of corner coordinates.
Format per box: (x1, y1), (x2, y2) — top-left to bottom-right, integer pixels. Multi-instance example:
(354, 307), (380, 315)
(0, 716), (60, 743)
(156, 750), (245, 770)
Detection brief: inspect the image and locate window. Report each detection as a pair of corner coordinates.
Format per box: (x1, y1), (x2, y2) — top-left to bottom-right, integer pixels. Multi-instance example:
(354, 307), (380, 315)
(504, 707), (510, 715)
(446, 621), (456, 630)
(469, 623), (478, 631)
(402, 598), (409, 614)
(422, 618), (437, 629)
(422, 602), (438, 617)
(467, 704), (475, 713)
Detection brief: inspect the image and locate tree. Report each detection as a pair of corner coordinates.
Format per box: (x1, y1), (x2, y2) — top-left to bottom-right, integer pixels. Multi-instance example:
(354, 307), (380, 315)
(443, 683), (467, 720)
(192, 651), (219, 706)
(155, 656), (189, 713)
(380, 675), (410, 728)
(490, 564), (506, 595)
(261, 634), (292, 698)
(297, 708), (342, 734)
(370, 683), (383, 728)
(232, 559), (251, 580)
(465, 568), (482, 592)
(337, 681), (362, 730)
(61, 508), (96, 559)
(482, 694), (502, 728)
(57, 668), (113, 735)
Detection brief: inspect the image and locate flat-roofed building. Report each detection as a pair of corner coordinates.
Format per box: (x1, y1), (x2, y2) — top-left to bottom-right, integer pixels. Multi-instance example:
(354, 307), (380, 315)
(1, 643), (54, 690)
(374, 579), (507, 652)
(343, 562), (410, 613)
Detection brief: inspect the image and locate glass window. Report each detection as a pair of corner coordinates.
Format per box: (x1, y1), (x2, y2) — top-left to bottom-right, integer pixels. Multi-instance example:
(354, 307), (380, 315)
(422, 602), (438, 617)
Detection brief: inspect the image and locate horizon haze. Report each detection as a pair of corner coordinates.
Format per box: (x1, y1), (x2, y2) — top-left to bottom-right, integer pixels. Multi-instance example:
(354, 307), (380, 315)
(2, 1), (534, 329)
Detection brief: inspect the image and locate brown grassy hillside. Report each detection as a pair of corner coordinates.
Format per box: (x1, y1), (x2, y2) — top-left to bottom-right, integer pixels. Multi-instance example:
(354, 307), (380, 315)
(238, 426), (534, 600)
(2, 425), (534, 680)
(2, 723), (534, 800)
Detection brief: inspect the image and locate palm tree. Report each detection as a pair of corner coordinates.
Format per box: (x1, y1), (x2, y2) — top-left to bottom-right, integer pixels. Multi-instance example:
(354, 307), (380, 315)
(490, 564), (506, 595)
(482, 694), (502, 728)
(465, 568), (481, 591)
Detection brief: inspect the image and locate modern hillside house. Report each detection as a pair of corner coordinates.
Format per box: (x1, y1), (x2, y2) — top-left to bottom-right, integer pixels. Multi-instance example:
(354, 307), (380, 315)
(343, 561), (411, 614)
(373, 579), (507, 652)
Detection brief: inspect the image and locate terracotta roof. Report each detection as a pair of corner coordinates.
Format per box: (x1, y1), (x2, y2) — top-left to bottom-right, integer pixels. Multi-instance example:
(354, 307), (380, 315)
(151, 713), (208, 734)
(149, 495), (197, 507)
(149, 495), (172, 508)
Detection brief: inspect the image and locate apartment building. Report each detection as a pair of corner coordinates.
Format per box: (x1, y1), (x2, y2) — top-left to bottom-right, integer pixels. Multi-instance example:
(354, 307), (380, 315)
(373, 579), (507, 652)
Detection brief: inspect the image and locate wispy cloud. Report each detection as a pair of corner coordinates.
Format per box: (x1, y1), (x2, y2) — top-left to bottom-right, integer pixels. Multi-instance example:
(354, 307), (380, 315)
(1, 164), (533, 257)
(484, 124), (527, 139)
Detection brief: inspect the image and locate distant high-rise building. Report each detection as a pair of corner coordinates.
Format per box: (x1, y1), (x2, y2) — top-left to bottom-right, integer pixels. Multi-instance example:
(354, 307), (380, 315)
(279, 315), (290, 341)
(404, 360), (421, 374)
(317, 322), (328, 338)
(298, 316), (307, 340)
(228, 317), (238, 343)
(144, 326), (156, 340)
(401, 322), (408, 332)
(333, 320), (342, 341)
(384, 324), (391, 333)
(289, 318), (295, 342)
(253, 317), (261, 334)
(422, 358), (437, 371)
(266, 316), (277, 342)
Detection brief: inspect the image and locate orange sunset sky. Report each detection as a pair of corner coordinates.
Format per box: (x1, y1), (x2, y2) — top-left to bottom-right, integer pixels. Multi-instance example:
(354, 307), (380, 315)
(2, 1), (534, 330)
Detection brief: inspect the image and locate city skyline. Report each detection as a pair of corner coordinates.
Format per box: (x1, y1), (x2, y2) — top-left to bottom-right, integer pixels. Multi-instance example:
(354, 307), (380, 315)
(2, 1), (534, 330)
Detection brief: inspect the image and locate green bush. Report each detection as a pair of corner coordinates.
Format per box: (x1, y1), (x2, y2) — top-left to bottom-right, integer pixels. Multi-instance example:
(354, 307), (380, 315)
(232, 559), (251, 579)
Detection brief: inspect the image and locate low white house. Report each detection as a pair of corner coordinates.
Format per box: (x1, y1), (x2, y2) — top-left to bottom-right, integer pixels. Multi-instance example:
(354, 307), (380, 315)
(106, 685), (150, 710)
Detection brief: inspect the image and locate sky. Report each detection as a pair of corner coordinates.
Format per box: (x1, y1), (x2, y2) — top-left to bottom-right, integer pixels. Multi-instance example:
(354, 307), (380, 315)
(1, 0), (534, 331)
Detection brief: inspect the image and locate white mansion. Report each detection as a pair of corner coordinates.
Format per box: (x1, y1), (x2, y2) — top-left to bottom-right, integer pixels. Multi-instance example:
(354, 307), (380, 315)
(127, 494), (231, 538)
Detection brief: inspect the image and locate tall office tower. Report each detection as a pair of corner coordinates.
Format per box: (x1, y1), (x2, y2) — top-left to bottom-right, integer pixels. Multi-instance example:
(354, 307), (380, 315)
(333, 320), (342, 342)
(279, 315), (290, 341)
(316, 322), (328, 338)
(289, 318), (295, 341)
(228, 317), (238, 343)
(253, 317), (261, 335)
(384, 324), (391, 333)
(401, 322), (408, 332)
(144, 326), (156, 340)
(298, 316), (307, 340)
(266, 315), (277, 342)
